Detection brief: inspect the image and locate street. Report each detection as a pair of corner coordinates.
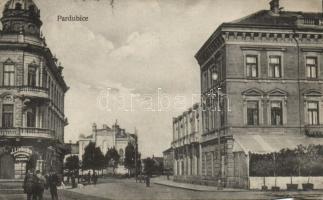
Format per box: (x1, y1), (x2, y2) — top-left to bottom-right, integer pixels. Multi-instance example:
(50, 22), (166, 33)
(1, 177), (323, 200)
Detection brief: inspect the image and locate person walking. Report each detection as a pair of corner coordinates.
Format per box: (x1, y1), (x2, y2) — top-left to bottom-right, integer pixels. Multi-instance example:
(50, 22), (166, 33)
(23, 169), (36, 200)
(92, 171), (97, 185)
(34, 170), (46, 200)
(87, 171), (91, 185)
(48, 170), (59, 200)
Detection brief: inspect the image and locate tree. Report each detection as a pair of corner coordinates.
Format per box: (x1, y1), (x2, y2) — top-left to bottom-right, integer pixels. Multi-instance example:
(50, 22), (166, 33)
(65, 155), (80, 175)
(124, 143), (135, 175)
(82, 142), (105, 173)
(105, 147), (120, 174)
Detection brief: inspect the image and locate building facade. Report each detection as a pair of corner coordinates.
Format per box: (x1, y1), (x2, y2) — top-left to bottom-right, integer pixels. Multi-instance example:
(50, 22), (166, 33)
(78, 122), (137, 173)
(195, 0), (323, 188)
(172, 103), (202, 182)
(162, 147), (174, 174)
(0, 0), (69, 179)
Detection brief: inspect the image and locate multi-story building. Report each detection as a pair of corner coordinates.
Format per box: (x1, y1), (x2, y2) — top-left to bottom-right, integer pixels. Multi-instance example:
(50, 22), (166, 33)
(0, 0), (69, 179)
(78, 122), (137, 173)
(162, 147), (174, 174)
(172, 103), (202, 182)
(195, 0), (323, 188)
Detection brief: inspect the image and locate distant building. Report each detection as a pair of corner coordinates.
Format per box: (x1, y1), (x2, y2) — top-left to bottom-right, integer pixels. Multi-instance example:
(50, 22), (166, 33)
(0, 0), (69, 179)
(78, 122), (137, 172)
(162, 147), (174, 173)
(64, 143), (79, 162)
(195, 0), (323, 188)
(172, 103), (202, 180)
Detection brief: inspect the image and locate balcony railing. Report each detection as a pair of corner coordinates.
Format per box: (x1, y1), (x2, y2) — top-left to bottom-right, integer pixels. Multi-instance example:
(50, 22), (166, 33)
(0, 127), (55, 139)
(305, 125), (323, 138)
(0, 86), (49, 99)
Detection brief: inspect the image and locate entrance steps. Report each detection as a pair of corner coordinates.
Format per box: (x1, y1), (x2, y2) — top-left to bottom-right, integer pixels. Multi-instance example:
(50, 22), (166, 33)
(0, 179), (24, 194)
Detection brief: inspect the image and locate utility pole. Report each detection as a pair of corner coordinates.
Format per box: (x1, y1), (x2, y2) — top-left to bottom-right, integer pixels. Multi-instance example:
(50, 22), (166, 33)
(134, 128), (138, 181)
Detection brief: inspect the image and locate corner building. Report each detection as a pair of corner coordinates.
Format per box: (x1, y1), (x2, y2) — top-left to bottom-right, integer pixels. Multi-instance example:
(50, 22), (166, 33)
(0, 0), (68, 179)
(195, 0), (323, 188)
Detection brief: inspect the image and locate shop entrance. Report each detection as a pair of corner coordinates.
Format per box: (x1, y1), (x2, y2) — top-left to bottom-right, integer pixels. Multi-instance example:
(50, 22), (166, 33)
(0, 154), (14, 179)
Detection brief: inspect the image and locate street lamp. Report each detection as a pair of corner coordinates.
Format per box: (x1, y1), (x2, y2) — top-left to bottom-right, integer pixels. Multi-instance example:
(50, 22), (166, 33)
(211, 72), (223, 189)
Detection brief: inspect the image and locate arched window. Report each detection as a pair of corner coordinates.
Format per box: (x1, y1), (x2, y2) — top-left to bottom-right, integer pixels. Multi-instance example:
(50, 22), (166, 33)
(15, 3), (22, 10)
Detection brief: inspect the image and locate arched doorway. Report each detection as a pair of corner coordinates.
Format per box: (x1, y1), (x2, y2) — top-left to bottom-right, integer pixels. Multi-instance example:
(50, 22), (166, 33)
(0, 154), (14, 179)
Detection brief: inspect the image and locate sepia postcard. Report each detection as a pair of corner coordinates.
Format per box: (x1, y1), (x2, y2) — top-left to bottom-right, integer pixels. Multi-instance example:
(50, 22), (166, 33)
(0, 0), (322, 199)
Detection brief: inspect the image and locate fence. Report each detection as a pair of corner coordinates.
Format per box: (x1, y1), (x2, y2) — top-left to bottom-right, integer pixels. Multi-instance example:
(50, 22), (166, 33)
(249, 177), (323, 190)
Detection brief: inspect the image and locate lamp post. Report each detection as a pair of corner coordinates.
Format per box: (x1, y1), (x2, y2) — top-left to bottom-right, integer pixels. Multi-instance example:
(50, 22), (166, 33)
(211, 72), (223, 189)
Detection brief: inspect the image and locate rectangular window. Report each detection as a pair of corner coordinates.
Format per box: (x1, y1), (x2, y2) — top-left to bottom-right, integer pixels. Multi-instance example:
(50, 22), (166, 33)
(308, 102), (319, 125)
(28, 66), (37, 87)
(14, 162), (26, 179)
(203, 71), (208, 91)
(27, 107), (36, 128)
(3, 64), (15, 86)
(306, 57), (318, 79)
(271, 101), (283, 125)
(2, 104), (14, 128)
(269, 56), (281, 78)
(247, 101), (259, 125)
(246, 55), (258, 78)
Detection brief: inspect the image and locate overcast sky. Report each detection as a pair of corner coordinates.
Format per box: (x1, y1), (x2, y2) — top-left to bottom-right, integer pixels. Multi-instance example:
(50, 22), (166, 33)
(0, 0), (321, 157)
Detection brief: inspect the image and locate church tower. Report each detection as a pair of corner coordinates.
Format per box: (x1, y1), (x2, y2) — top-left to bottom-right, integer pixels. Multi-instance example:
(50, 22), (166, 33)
(1, 0), (42, 37)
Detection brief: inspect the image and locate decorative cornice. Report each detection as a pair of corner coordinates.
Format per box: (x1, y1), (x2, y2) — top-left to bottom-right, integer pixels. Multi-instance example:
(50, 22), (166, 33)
(241, 46), (286, 51)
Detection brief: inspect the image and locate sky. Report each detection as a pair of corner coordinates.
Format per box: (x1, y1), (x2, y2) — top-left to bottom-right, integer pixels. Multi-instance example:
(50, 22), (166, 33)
(0, 0), (321, 157)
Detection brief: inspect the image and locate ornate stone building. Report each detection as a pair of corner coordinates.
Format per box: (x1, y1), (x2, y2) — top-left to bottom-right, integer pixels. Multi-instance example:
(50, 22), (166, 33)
(172, 103), (202, 180)
(0, 0), (69, 179)
(195, 0), (323, 188)
(78, 122), (137, 173)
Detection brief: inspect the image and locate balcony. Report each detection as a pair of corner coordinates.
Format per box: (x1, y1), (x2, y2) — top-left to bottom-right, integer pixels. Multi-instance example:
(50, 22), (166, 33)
(18, 86), (49, 100)
(0, 127), (55, 140)
(0, 86), (49, 100)
(305, 125), (323, 138)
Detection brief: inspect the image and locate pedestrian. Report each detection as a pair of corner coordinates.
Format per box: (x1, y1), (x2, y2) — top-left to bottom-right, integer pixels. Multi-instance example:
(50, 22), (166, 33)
(87, 171), (91, 185)
(145, 174), (150, 187)
(23, 169), (36, 200)
(92, 171), (97, 185)
(34, 170), (46, 200)
(48, 170), (59, 200)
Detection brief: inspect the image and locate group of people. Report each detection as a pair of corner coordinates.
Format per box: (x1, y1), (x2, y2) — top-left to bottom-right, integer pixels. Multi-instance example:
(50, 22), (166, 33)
(86, 171), (98, 185)
(23, 169), (60, 200)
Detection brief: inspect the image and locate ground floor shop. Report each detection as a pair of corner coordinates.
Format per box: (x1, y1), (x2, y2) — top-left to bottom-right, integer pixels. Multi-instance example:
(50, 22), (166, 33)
(0, 140), (67, 179)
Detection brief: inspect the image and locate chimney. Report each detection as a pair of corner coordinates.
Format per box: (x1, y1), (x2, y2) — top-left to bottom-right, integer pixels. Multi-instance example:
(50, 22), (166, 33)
(270, 0), (280, 14)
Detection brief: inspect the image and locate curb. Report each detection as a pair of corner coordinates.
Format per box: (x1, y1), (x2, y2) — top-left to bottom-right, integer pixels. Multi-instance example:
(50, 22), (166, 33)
(153, 182), (248, 192)
(0, 189), (24, 194)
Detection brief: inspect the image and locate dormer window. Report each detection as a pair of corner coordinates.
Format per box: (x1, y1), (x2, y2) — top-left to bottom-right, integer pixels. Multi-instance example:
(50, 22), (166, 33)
(15, 3), (22, 10)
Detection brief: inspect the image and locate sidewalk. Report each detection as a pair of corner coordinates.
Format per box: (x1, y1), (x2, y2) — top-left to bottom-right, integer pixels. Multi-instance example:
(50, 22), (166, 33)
(152, 177), (246, 192)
